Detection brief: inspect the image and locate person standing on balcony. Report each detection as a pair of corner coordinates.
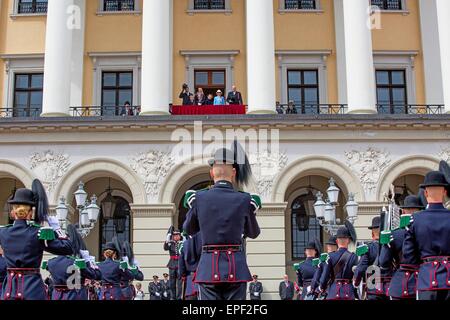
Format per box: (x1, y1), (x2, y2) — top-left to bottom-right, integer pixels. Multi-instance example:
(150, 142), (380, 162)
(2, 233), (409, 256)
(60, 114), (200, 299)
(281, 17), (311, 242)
(286, 101), (298, 114)
(120, 101), (134, 116)
(179, 84), (193, 105)
(205, 94), (214, 105)
(214, 90), (226, 106)
(276, 102), (284, 114)
(195, 88), (207, 106)
(227, 85), (243, 105)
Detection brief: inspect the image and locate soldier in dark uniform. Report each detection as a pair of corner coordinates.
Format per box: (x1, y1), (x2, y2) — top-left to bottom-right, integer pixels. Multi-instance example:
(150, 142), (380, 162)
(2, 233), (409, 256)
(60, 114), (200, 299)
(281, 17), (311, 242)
(296, 239), (320, 300)
(149, 275), (163, 300)
(249, 275), (263, 300)
(0, 180), (73, 300)
(183, 142), (261, 300)
(160, 273), (171, 300)
(379, 195), (424, 300)
(97, 239), (134, 300)
(45, 224), (101, 300)
(353, 216), (389, 300)
(164, 227), (183, 300)
(308, 236), (338, 299)
(319, 223), (358, 300)
(402, 171), (450, 300)
(0, 246), (6, 298)
(179, 232), (202, 300)
(121, 241), (144, 300)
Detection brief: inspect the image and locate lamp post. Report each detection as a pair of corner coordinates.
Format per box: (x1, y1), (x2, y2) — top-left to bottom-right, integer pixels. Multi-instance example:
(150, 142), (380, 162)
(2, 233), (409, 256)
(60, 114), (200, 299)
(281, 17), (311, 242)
(313, 177), (359, 235)
(56, 181), (100, 238)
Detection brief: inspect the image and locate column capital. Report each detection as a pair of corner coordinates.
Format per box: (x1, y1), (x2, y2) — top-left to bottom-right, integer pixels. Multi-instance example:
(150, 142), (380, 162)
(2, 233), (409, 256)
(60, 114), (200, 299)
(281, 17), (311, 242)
(130, 204), (176, 217)
(258, 202), (288, 216)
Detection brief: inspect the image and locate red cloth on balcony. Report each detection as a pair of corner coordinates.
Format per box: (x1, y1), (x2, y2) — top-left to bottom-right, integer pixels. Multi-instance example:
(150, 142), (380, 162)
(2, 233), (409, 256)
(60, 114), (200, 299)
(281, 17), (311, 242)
(171, 105), (246, 115)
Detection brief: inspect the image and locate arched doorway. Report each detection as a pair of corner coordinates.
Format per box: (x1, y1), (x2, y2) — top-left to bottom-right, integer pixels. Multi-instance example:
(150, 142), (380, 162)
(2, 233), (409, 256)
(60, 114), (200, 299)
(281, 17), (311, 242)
(66, 176), (133, 259)
(285, 175), (348, 279)
(0, 178), (26, 225)
(389, 174), (425, 205)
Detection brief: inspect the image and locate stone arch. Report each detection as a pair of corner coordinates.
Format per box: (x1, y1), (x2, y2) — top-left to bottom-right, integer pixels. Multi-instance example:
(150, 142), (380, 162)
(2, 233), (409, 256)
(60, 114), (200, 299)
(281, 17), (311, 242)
(272, 156), (365, 203)
(0, 159), (34, 187)
(159, 156), (211, 204)
(53, 158), (146, 204)
(376, 155), (439, 201)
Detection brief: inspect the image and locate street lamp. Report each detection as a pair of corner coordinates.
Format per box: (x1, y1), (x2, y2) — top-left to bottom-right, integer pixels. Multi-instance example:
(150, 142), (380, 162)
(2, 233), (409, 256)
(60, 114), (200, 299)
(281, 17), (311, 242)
(313, 177), (359, 235)
(56, 181), (100, 238)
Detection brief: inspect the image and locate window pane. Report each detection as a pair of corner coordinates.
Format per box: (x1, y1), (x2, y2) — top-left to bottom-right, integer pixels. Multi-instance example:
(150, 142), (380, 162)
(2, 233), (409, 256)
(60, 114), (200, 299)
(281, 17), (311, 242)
(31, 74), (43, 89)
(30, 91), (43, 108)
(195, 72), (208, 85)
(119, 72), (132, 87)
(102, 90), (116, 106)
(304, 88), (318, 104)
(377, 88), (390, 104)
(211, 72), (225, 85)
(15, 75), (29, 89)
(118, 90), (132, 106)
(392, 88), (406, 104)
(376, 71), (389, 85)
(288, 71), (301, 85)
(391, 71), (405, 85)
(14, 92), (28, 107)
(103, 73), (117, 87)
(288, 88), (301, 105)
(303, 71), (317, 85)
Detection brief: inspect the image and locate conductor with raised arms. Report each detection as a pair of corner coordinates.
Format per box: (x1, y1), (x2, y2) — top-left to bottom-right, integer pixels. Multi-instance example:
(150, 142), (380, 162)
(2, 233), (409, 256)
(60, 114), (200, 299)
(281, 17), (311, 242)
(183, 140), (261, 300)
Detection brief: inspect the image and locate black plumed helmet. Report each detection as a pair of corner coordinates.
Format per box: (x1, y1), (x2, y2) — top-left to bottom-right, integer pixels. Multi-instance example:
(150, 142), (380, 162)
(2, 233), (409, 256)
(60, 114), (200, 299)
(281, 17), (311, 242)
(112, 236), (122, 259)
(31, 179), (49, 224)
(122, 241), (134, 265)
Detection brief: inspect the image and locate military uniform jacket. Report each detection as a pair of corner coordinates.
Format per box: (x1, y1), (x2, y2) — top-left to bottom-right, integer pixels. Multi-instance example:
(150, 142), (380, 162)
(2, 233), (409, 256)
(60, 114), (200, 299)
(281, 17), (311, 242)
(0, 255), (6, 297)
(249, 281), (263, 300)
(164, 240), (180, 270)
(47, 255), (101, 300)
(97, 258), (134, 300)
(0, 220), (73, 300)
(179, 233), (202, 298)
(297, 258), (318, 299)
(379, 228), (417, 298)
(183, 180), (261, 283)
(319, 248), (358, 300)
(159, 280), (171, 300)
(354, 241), (390, 296)
(149, 281), (163, 300)
(402, 203), (450, 291)
(121, 267), (144, 300)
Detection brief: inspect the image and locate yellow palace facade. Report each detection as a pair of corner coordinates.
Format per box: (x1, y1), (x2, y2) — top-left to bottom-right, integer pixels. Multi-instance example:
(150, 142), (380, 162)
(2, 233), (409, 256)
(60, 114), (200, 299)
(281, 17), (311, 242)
(0, 0), (449, 299)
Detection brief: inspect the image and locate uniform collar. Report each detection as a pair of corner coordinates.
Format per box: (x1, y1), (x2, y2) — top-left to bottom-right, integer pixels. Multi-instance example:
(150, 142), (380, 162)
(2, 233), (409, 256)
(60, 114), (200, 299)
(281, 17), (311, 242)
(214, 180), (234, 189)
(13, 219), (28, 226)
(427, 203), (446, 210)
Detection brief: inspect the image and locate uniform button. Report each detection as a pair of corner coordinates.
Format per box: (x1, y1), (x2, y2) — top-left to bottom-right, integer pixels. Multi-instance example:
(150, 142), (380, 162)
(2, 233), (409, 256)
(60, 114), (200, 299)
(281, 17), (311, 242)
(18, 274), (22, 278)
(228, 251), (232, 255)
(17, 293), (22, 297)
(230, 274), (234, 279)
(447, 281), (450, 285)
(443, 260), (447, 264)
(10, 273), (14, 277)
(434, 261), (438, 266)
(214, 274), (219, 279)
(403, 291), (407, 295)
(432, 281), (437, 286)
(336, 294), (339, 297)
(214, 251), (218, 255)
(405, 272), (409, 276)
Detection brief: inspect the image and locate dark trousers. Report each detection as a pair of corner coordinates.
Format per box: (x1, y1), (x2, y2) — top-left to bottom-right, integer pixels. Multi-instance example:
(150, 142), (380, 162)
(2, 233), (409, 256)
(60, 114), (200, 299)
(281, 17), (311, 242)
(418, 290), (450, 301)
(169, 268), (182, 300)
(367, 294), (389, 301)
(198, 283), (247, 300)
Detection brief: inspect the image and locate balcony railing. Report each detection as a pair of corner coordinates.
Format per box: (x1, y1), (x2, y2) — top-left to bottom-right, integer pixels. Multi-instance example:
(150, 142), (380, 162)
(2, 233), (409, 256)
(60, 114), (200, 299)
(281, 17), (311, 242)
(18, 1), (48, 14)
(376, 104), (444, 115)
(70, 106), (141, 117)
(194, 0), (226, 10)
(285, 0), (317, 10)
(0, 107), (42, 118)
(278, 104), (348, 115)
(104, 0), (135, 12)
(371, 0), (403, 10)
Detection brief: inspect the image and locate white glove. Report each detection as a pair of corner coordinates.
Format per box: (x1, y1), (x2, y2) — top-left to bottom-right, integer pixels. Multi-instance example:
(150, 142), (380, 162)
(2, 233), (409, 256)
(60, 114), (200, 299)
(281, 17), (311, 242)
(122, 256), (129, 264)
(47, 216), (61, 231)
(79, 250), (90, 260)
(163, 292), (168, 297)
(254, 292), (259, 297)
(306, 286), (312, 294)
(166, 233), (172, 242)
(133, 259), (139, 268)
(155, 292), (161, 297)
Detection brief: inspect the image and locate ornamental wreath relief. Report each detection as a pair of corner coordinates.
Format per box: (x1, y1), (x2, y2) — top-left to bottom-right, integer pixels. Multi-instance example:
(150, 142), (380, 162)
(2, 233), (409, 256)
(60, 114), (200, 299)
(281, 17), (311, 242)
(344, 147), (391, 193)
(29, 150), (71, 192)
(438, 146), (450, 163)
(130, 150), (175, 200)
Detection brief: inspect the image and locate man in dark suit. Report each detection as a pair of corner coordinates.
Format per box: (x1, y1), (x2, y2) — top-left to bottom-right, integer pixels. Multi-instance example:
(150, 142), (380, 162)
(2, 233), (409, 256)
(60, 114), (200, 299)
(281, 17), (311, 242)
(227, 85), (243, 105)
(179, 84), (193, 105)
(279, 274), (295, 300)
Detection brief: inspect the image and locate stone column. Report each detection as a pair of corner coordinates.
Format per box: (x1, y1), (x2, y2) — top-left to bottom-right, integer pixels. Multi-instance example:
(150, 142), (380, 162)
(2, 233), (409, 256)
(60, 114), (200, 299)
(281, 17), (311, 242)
(436, 0), (450, 113)
(131, 204), (176, 289)
(140, 0), (171, 115)
(42, 0), (84, 117)
(334, 0), (377, 114)
(246, 0), (276, 114)
(247, 203), (287, 300)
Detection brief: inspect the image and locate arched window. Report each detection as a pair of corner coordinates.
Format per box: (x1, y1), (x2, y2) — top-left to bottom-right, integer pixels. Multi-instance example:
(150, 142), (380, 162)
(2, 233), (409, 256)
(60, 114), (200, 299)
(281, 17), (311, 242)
(177, 181), (212, 229)
(99, 196), (131, 256)
(291, 188), (322, 260)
